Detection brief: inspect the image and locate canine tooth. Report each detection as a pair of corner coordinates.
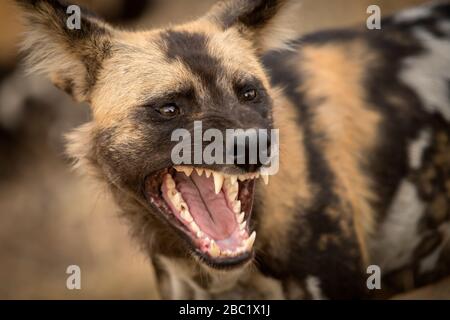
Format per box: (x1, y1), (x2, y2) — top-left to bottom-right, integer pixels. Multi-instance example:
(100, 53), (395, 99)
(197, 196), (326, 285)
(261, 173), (269, 185)
(213, 172), (224, 194)
(245, 231), (256, 250)
(209, 240), (220, 258)
(230, 175), (238, 185)
(180, 208), (193, 222)
(196, 168), (204, 176)
(237, 212), (245, 224)
(239, 221), (246, 231)
(232, 200), (241, 213)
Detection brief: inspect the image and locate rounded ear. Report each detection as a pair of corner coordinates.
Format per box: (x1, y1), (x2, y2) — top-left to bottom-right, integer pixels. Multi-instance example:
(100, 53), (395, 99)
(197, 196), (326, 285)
(206, 0), (301, 52)
(16, 0), (114, 102)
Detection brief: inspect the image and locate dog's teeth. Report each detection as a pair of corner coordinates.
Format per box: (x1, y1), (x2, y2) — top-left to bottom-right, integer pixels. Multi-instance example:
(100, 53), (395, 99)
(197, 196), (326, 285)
(239, 229), (246, 237)
(173, 192), (183, 205)
(261, 173), (269, 185)
(196, 168), (204, 176)
(230, 175), (238, 185)
(237, 212), (245, 224)
(205, 169), (212, 178)
(190, 221), (200, 233)
(239, 221), (246, 231)
(224, 178), (239, 200)
(180, 208), (193, 222)
(232, 200), (241, 213)
(196, 230), (204, 238)
(245, 231), (256, 250)
(164, 174), (176, 189)
(174, 166), (193, 176)
(184, 167), (193, 176)
(223, 250), (233, 256)
(167, 188), (182, 206)
(254, 172), (260, 179)
(229, 190), (238, 201)
(209, 240), (220, 258)
(238, 175), (247, 181)
(213, 172), (224, 194)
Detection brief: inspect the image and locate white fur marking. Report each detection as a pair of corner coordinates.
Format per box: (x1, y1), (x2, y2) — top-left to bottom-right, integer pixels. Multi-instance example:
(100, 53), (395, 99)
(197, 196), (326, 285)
(370, 180), (425, 272)
(395, 6), (432, 23)
(400, 28), (450, 121)
(305, 276), (326, 300)
(409, 128), (431, 170)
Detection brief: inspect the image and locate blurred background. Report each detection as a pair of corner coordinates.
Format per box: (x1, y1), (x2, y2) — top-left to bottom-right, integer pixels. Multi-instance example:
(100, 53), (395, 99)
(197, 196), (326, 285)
(0, 0), (433, 299)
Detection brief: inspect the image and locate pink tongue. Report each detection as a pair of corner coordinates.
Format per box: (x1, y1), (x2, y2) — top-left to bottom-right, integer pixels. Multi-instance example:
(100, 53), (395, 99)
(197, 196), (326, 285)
(174, 172), (236, 240)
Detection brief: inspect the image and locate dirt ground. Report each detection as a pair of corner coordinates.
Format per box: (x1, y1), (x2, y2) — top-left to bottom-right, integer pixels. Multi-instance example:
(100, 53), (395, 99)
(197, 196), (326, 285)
(0, 0), (432, 299)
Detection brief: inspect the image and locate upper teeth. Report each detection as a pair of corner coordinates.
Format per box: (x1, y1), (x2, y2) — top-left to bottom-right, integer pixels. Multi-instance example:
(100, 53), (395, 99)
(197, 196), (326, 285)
(261, 173), (269, 185)
(212, 172), (224, 194)
(174, 166), (270, 188)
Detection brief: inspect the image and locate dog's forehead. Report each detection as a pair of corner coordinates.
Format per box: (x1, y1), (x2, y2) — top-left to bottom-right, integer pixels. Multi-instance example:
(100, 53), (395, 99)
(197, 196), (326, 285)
(92, 25), (266, 120)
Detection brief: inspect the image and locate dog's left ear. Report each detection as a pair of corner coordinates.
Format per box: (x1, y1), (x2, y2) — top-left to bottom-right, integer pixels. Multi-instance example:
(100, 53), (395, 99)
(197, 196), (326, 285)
(207, 0), (300, 52)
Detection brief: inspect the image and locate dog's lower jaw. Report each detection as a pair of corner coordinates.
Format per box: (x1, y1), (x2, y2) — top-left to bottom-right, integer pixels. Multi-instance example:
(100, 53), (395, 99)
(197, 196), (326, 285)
(108, 184), (276, 299)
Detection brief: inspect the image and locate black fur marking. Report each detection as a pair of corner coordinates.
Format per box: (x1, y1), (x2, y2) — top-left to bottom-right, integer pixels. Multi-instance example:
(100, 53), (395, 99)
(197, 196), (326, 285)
(160, 30), (226, 103)
(434, 2), (450, 19)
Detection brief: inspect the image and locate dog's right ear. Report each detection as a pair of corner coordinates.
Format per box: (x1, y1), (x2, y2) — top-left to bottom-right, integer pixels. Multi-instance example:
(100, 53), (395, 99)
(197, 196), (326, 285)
(16, 0), (114, 102)
(206, 0), (301, 52)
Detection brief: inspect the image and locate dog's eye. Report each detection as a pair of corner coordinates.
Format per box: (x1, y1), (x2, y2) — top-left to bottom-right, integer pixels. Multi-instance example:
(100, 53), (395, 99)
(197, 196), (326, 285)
(156, 103), (180, 118)
(241, 88), (258, 101)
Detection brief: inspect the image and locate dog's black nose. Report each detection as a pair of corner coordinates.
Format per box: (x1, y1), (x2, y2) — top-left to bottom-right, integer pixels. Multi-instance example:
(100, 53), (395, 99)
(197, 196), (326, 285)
(229, 130), (271, 172)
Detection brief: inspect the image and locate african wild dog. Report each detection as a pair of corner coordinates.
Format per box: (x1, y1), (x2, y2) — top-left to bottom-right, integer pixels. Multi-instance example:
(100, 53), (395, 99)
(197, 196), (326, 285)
(16, 0), (450, 299)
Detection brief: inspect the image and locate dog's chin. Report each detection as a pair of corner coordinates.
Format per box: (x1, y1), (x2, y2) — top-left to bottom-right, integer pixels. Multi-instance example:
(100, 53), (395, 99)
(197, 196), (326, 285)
(143, 166), (262, 270)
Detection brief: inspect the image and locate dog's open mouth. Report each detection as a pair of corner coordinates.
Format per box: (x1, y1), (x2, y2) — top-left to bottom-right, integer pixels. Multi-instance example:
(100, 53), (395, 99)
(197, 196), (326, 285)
(144, 166), (268, 268)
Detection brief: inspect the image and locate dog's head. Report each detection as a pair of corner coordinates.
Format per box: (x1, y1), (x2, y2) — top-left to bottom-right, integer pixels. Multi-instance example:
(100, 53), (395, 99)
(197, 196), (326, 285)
(17, 0), (298, 269)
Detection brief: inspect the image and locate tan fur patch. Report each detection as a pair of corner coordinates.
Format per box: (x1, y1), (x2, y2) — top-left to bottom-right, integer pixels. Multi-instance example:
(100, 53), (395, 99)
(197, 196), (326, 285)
(299, 41), (382, 264)
(257, 89), (313, 258)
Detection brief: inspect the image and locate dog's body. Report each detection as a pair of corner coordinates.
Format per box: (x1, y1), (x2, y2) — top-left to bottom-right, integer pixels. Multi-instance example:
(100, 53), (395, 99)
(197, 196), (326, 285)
(16, 0), (450, 299)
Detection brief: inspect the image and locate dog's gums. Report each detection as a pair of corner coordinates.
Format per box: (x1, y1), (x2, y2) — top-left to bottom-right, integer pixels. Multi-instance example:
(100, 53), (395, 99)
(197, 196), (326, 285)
(144, 166), (263, 268)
